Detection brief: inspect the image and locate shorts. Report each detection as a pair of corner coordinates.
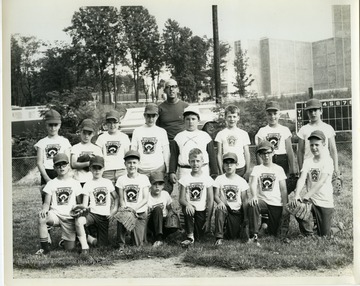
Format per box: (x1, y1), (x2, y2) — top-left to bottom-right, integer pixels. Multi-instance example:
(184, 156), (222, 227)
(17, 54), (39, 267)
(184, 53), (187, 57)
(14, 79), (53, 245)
(41, 169), (58, 185)
(47, 210), (76, 241)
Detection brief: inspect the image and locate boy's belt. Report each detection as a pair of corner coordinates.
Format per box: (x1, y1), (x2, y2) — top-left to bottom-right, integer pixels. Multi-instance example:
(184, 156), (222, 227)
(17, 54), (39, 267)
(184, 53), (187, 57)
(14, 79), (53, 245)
(178, 163), (208, 169)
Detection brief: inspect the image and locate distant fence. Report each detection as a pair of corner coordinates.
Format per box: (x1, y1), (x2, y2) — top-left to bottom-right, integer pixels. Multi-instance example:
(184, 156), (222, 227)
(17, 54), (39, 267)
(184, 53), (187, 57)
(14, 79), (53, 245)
(12, 142), (352, 185)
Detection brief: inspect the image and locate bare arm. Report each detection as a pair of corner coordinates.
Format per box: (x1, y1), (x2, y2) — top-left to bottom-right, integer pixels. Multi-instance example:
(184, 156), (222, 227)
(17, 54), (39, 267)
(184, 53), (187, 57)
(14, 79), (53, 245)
(36, 148), (51, 183)
(297, 138), (305, 171)
(70, 153), (90, 170)
(214, 187), (226, 210)
(39, 193), (51, 218)
(162, 144), (170, 173)
(328, 136), (339, 174)
(216, 142), (223, 175)
(243, 145), (251, 180)
(117, 186), (126, 208)
(109, 191), (119, 218)
(249, 175), (259, 206)
(204, 186), (214, 232)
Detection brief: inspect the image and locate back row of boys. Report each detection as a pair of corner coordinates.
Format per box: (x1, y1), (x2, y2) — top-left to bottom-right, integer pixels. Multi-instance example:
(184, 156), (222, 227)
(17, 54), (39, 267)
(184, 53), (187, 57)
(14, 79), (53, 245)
(35, 90), (339, 255)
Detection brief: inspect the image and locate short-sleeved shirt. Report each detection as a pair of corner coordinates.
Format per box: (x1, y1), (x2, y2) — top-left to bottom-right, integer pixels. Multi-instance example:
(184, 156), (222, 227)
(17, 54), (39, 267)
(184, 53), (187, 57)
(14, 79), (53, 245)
(131, 125), (169, 171)
(148, 191), (172, 217)
(43, 177), (84, 216)
(178, 173), (214, 211)
(95, 131), (130, 171)
(115, 174), (151, 213)
(255, 125), (292, 155)
(215, 128), (251, 168)
(297, 122), (335, 160)
(214, 174), (249, 211)
(302, 156), (334, 208)
(251, 164), (287, 206)
(34, 136), (71, 169)
(71, 143), (102, 183)
(83, 177), (115, 216)
(174, 130), (212, 166)
(157, 100), (189, 141)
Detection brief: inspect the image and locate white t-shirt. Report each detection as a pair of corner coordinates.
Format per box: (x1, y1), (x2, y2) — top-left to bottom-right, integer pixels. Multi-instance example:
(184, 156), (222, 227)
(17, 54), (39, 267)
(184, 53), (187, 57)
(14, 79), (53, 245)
(174, 130), (212, 166)
(71, 142), (102, 183)
(115, 174), (151, 213)
(255, 125), (292, 155)
(43, 177), (84, 216)
(131, 124), (169, 171)
(302, 156), (334, 208)
(95, 131), (130, 171)
(214, 174), (249, 211)
(215, 127), (250, 168)
(178, 173), (214, 211)
(34, 136), (71, 169)
(251, 164), (287, 206)
(83, 177), (115, 216)
(297, 122), (335, 160)
(148, 191), (172, 217)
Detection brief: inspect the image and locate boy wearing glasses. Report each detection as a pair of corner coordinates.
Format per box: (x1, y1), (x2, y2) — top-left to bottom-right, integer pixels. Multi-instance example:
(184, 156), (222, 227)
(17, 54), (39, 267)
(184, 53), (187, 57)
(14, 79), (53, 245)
(34, 109), (71, 203)
(96, 110), (130, 184)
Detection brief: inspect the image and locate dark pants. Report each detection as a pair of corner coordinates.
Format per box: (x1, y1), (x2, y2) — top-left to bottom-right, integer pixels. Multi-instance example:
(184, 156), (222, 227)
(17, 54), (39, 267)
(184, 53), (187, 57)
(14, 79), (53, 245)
(215, 206), (247, 240)
(248, 199), (283, 237)
(182, 208), (206, 240)
(85, 212), (109, 246)
(273, 154), (289, 176)
(117, 212), (147, 246)
(147, 207), (177, 241)
(296, 204), (333, 236)
(235, 166), (246, 178)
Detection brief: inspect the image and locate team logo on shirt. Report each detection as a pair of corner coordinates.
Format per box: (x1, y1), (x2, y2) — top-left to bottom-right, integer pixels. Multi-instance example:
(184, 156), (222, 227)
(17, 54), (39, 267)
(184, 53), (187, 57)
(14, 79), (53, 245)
(223, 185), (239, 202)
(260, 173), (276, 192)
(310, 168), (320, 182)
(226, 135), (237, 147)
(141, 137), (158, 154)
(55, 188), (73, 205)
(105, 141), (121, 155)
(189, 183), (204, 201)
(93, 187), (108, 206)
(266, 133), (281, 150)
(45, 144), (61, 159)
(124, 185), (140, 203)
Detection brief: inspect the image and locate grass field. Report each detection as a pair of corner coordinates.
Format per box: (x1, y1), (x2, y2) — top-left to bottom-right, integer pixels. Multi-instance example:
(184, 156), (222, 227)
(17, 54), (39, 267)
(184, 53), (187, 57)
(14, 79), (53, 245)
(12, 146), (353, 274)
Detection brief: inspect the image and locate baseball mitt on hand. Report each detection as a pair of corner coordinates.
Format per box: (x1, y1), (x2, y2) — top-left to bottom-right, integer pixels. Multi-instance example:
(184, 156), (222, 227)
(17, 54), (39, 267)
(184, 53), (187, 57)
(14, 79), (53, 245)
(113, 207), (138, 232)
(165, 210), (181, 229)
(70, 205), (90, 218)
(286, 201), (312, 221)
(332, 172), (343, 195)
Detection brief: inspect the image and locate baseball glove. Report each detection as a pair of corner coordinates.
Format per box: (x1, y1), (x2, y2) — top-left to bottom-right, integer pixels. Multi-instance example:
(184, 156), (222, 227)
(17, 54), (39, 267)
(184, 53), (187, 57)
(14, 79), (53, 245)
(113, 207), (138, 232)
(285, 200), (312, 221)
(286, 173), (299, 194)
(70, 205), (90, 218)
(165, 210), (181, 229)
(332, 172), (343, 195)
(77, 154), (91, 172)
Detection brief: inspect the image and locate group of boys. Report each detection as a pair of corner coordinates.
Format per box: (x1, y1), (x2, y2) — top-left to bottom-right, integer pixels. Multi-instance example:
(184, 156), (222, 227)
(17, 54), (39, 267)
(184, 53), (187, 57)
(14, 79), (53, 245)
(34, 92), (339, 257)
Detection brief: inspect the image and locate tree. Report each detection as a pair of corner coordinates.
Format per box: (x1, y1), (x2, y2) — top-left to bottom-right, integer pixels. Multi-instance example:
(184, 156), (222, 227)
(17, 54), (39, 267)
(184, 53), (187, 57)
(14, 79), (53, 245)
(233, 46), (254, 97)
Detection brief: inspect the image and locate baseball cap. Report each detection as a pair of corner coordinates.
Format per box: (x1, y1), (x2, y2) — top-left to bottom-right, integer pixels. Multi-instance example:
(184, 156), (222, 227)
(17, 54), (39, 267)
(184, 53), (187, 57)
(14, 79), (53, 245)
(144, 103), (158, 115)
(256, 141), (274, 153)
(183, 106), (200, 119)
(44, 109), (61, 123)
(222, 152), (238, 163)
(124, 150), (140, 161)
(150, 172), (165, 184)
(305, 98), (322, 110)
(265, 101), (280, 111)
(80, 119), (95, 132)
(106, 110), (120, 121)
(90, 155), (104, 168)
(53, 153), (69, 165)
(308, 130), (326, 141)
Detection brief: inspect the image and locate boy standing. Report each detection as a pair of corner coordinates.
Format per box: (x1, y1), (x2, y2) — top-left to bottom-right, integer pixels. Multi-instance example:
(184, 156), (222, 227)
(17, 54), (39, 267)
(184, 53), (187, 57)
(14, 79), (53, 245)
(34, 109), (71, 202)
(215, 105), (251, 180)
(115, 150), (150, 248)
(248, 141), (288, 245)
(178, 148), (214, 247)
(214, 153), (249, 246)
(291, 130), (334, 236)
(96, 110), (130, 184)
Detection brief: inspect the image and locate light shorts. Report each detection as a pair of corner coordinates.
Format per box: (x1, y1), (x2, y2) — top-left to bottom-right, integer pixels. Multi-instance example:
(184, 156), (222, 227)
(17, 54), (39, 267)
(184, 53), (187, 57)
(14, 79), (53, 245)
(47, 210), (76, 241)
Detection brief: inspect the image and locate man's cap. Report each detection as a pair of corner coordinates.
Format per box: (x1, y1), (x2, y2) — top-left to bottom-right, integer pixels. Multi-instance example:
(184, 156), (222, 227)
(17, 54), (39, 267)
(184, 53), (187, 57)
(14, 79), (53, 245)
(80, 118), (95, 132)
(144, 103), (159, 115)
(53, 153), (69, 165)
(44, 109), (61, 123)
(183, 106), (200, 119)
(222, 152), (238, 163)
(90, 155), (104, 168)
(256, 140), (274, 153)
(150, 172), (165, 184)
(305, 98), (322, 110)
(308, 130), (326, 141)
(265, 101), (280, 111)
(106, 110), (120, 121)
(124, 150), (141, 161)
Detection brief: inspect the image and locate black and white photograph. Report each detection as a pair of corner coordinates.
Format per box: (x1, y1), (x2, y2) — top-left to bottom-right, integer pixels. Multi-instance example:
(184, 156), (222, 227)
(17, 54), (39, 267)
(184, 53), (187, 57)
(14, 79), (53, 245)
(2, 0), (359, 285)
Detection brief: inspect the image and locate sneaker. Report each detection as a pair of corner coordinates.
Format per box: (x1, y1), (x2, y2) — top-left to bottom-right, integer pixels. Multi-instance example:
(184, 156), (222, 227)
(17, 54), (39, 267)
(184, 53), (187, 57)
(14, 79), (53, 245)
(181, 238), (194, 248)
(47, 233), (52, 245)
(35, 249), (49, 255)
(251, 234), (261, 247)
(214, 239), (223, 246)
(79, 249), (95, 264)
(153, 240), (164, 247)
(58, 239), (64, 248)
(282, 237), (291, 244)
(87, 235), (98, 247)
(118, 244), (125, 253)
(259, 223), (268, 236)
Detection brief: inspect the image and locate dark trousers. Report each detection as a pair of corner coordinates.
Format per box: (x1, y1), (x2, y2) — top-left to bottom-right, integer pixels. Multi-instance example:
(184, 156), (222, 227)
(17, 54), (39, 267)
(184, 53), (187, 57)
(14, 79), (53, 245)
(215, 206), (247, 240)
(182, 208), (206, 240)
(40, 169), (58, 203)
(147, 207), (177, 241)
(85, 212), (109, 246)
(248, 199), (283, 237)
(117, 212), (147, 246)
(296, 204), (333, 236)
(273, 154), (289, 176)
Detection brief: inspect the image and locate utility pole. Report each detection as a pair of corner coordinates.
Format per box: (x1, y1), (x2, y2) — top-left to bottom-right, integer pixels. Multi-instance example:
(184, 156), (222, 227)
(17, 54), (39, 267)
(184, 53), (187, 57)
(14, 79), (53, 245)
(212, 5), (221, 104)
